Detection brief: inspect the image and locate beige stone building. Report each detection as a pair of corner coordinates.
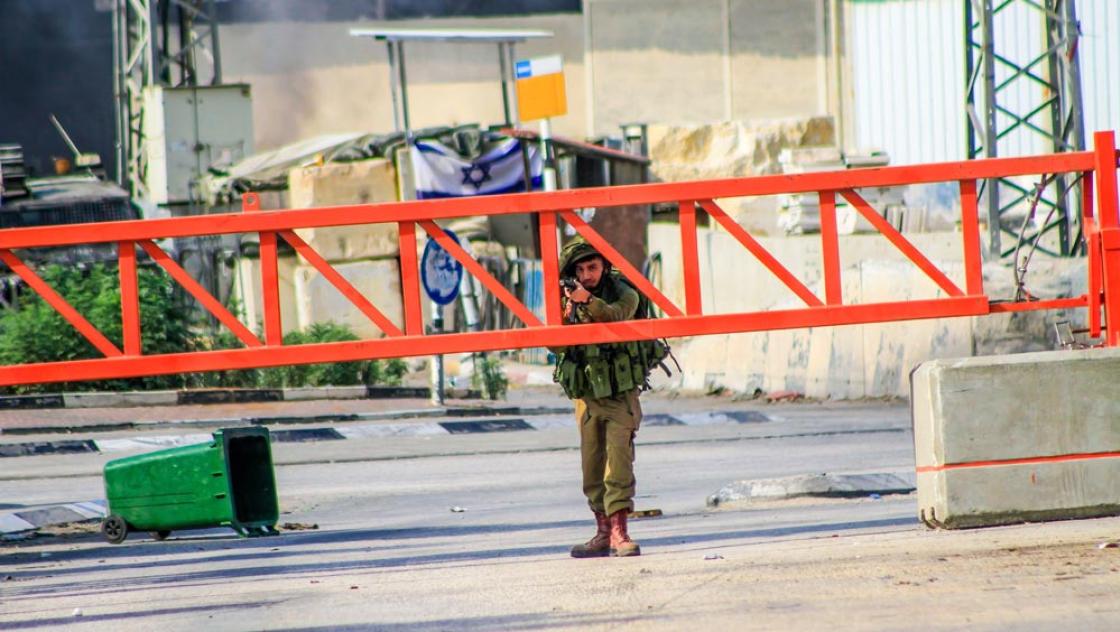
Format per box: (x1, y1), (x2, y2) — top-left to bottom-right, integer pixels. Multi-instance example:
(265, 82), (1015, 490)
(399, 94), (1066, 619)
(219, 1), (833, 149)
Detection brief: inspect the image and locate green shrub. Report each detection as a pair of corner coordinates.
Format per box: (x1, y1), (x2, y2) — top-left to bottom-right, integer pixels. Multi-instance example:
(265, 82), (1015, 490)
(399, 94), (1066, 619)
(0, 263), (412, 392)
(471, 353), (508, 400)
(194, 323), (409, 389)
(0, 263), (194, 393)
(369, 357), (409, 386)
(188, 330), (261, 389)
(257, 323), (364, 388)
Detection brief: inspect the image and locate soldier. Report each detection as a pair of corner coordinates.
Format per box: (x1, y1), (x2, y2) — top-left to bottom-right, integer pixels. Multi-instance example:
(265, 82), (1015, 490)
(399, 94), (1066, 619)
(553, 237), (652, 558)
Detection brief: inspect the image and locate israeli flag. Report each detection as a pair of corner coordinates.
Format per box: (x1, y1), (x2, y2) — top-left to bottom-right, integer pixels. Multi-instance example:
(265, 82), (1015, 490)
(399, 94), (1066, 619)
(411, 138), (542, 200)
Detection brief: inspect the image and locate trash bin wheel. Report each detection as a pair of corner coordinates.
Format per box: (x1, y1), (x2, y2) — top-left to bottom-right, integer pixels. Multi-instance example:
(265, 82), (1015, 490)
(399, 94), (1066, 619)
(150, 530), (171, 541)
(101, 515), (129, 544)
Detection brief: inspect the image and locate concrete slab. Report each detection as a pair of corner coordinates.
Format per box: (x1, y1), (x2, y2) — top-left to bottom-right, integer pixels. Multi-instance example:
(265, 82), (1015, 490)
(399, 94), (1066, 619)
(913, 347), (1120, 529)
(0, 513), (36, 534)
(707, 471), (916, 507)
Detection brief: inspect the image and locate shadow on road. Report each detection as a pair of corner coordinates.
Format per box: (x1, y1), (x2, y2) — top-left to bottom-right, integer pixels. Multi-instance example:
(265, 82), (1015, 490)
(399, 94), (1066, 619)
(283, 611), (663, 631)
(0, 600), (274, 630)
(2, 515), (914, 604)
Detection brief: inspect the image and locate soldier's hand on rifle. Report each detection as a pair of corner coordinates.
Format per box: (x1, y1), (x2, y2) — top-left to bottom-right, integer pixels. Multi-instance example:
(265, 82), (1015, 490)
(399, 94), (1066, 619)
(564, 282), (591, 305)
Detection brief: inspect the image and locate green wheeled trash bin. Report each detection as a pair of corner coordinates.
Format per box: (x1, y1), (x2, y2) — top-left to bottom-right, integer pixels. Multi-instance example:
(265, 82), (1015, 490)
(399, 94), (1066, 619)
(100, 427), (279, 544)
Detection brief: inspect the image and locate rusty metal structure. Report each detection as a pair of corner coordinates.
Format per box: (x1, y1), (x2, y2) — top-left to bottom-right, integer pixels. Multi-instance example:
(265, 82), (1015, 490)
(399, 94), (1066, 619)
(0, 131), (1115, 387)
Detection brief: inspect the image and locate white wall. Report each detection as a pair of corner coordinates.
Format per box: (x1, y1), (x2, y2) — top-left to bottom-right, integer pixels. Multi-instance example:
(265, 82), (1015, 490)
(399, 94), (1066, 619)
(1079, 0), (1120, 138)
(847, 0), (1120, 165)
(586, 0), (827, 135)
(649, 222), (1087, 398)
(219, 4), (829, 152)
(220, 14), (587, 151)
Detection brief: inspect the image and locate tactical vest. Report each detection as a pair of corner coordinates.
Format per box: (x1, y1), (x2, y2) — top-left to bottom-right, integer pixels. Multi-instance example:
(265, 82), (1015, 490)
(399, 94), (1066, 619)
(553, 271), (672, 400)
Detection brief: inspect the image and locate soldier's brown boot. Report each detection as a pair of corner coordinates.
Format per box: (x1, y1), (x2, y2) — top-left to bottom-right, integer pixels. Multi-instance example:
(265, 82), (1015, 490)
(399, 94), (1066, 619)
(570, 511), (611, 558)
(609, 509), (641, 557)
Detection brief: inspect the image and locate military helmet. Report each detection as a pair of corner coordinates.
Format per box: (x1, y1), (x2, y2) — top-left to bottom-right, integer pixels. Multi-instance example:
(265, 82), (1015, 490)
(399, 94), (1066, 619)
(558, 237), (609, 277)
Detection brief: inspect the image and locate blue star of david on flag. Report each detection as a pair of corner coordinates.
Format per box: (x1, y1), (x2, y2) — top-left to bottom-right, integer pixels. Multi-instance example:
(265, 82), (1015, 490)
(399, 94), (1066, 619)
(460, 163), (492, 190)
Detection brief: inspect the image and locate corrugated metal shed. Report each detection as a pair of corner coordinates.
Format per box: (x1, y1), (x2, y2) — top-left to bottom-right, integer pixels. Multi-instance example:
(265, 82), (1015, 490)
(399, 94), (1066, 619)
(847, 0), (1119, 165)
(1079, 0), (1120, 137)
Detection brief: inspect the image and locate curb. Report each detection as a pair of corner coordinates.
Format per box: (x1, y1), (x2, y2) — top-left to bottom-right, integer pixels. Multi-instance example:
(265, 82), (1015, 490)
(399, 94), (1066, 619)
(1, 410), (772, 459)
(706, 471), (916, 507)
(0, 385), (482, 412)
(1, 500), (107, 538)
(0, 405), (573, 437)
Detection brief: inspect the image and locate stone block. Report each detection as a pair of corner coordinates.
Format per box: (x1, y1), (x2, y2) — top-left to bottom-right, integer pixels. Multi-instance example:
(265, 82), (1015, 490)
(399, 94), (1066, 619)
(647, 116), (835, 183)
(287, 158), (400, 261)
(293, 258), (404, 340)
(913, 348), (1120, 529)
(234, 255), (301, 335)
(288, 158), (398, 208)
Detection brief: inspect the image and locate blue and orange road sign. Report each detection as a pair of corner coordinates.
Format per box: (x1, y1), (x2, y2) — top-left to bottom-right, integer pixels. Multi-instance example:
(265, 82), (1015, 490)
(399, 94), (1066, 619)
(515, 55), (567, 122)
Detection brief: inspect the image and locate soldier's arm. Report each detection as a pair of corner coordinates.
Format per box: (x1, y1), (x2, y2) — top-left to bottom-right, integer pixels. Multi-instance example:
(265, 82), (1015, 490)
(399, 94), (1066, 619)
(581, 285), (639, 322)
(549, 287), (637, 352)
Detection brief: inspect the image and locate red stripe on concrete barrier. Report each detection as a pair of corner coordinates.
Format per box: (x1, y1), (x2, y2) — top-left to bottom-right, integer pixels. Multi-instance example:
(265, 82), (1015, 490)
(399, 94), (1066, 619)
(916, 451), (1120, 473)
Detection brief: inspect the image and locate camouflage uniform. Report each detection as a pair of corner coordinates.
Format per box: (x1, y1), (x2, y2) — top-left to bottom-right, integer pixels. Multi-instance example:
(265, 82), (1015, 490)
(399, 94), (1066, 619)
(554, 238), (645, 557)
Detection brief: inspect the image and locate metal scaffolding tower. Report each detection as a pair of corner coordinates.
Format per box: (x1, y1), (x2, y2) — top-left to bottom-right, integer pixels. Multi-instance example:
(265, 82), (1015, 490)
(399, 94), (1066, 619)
(112, 0), (223, 200)
(965, 0), (1086, 258)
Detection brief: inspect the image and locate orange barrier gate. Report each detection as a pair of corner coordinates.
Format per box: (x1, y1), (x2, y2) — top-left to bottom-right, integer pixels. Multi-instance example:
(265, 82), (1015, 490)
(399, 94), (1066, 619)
(0, 131), (1116, 387)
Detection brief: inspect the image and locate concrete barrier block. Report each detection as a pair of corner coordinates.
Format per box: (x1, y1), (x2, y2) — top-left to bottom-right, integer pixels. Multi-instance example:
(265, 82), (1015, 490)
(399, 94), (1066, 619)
(291, 224), (400, 263)
(288, 158), (400, 261)
(783, 328), (812, 394)
(763, 329), (796, 393)
(293, 258), (404, 340)
(913, 348), (1120, 529)
(288, 158), (398, 208)
(675, 334), (728, 392)
(235, 255), (301, 335)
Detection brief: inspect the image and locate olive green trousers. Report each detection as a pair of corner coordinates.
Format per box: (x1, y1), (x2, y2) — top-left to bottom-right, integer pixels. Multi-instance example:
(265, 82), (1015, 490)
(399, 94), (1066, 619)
(575, 389), (642, 516)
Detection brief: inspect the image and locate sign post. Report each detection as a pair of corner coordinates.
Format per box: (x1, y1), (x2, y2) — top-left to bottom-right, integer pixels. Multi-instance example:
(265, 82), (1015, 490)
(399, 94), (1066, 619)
(515, 55), (567, 193)
(420, 229), (464, 405)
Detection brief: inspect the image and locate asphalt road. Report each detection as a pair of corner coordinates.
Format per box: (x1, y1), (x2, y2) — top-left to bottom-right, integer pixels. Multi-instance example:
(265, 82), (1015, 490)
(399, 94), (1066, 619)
(2, 400), (1118, 631)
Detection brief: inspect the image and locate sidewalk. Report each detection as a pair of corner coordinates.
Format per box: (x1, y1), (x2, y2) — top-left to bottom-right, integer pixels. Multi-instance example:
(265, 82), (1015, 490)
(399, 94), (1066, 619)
(0, 400), (780, 459)
(0, 382), (804, 436)
(0, 396), (517, 435)
(0, 363), (565, 434)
